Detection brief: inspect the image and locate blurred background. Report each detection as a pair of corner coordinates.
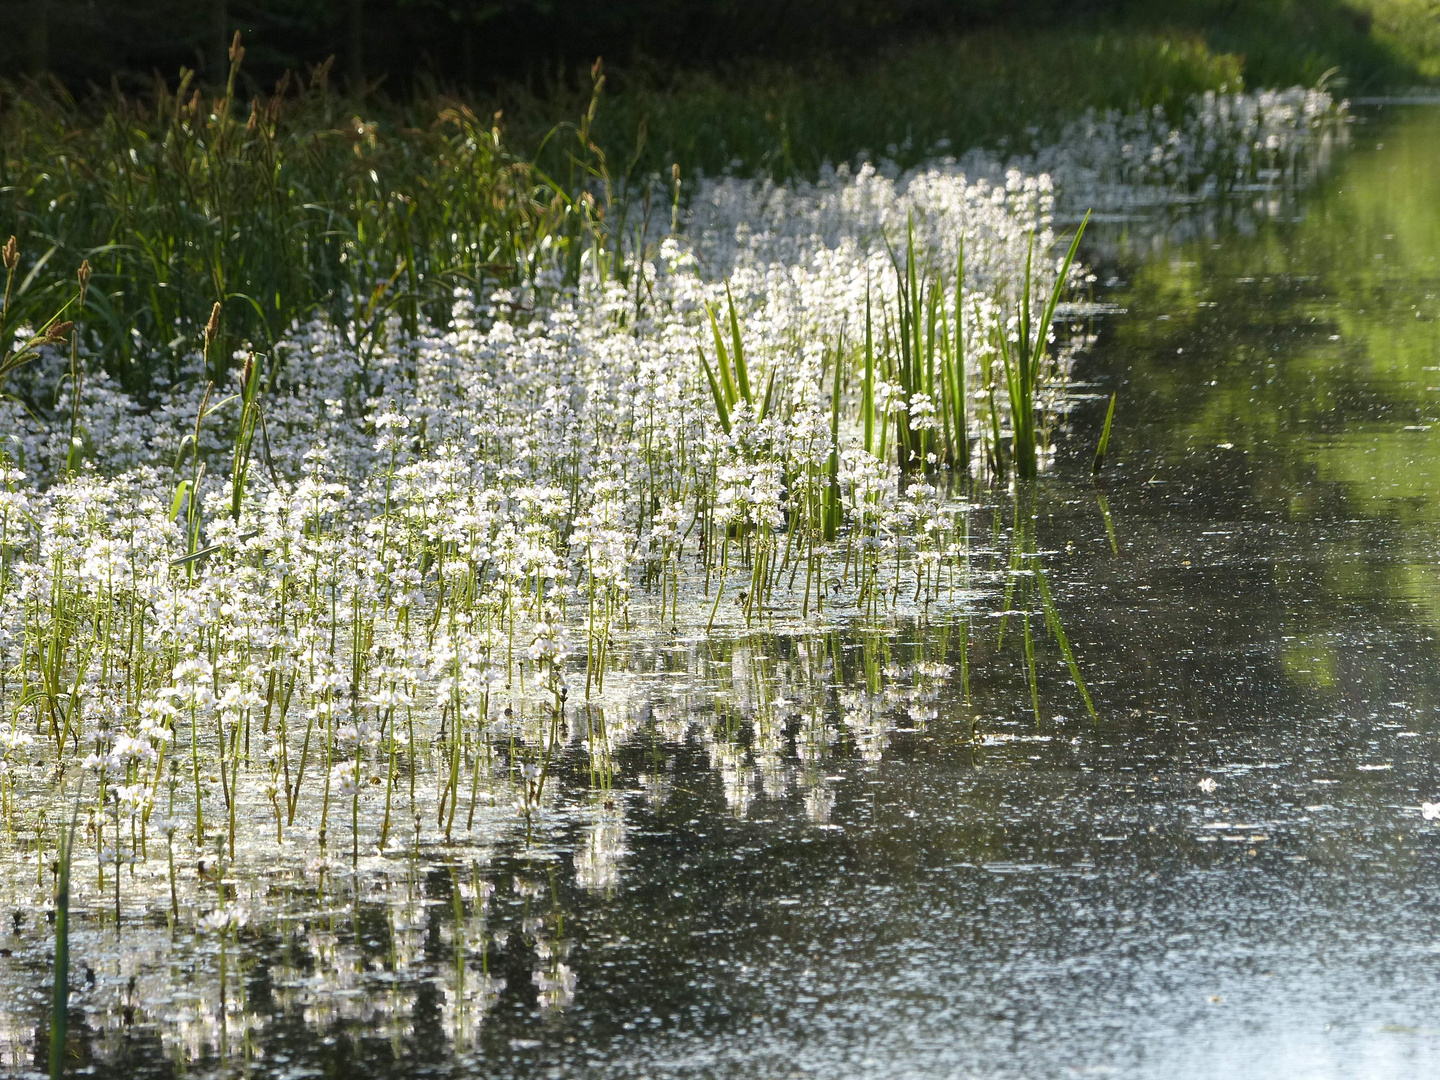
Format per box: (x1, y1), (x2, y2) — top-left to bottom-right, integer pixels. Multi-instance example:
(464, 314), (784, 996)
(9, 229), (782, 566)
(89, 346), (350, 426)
(1, 1), (1436, 100)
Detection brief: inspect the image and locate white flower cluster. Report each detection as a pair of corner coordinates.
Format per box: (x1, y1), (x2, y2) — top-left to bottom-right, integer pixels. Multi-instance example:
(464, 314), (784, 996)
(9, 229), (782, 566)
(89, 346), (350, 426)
(983, 86), (1345, 211)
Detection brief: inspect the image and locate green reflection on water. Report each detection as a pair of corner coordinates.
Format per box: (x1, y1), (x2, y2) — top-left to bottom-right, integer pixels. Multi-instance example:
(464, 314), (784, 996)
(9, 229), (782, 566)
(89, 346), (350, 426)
(1103, 104), (1440, 632)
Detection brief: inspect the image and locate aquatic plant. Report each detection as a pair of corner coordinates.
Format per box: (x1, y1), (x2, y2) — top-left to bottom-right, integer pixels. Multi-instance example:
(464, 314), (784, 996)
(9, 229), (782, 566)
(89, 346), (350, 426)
(998, 212), (1088, 480)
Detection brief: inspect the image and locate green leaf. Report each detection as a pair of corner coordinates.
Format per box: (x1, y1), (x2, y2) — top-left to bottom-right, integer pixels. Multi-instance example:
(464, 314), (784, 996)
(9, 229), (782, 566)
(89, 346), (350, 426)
(168, 479), (190, 523)
(698, 347), (731, 435)
(1093, 391), (1116, 474)
(169, 543), (223, 568)
(724, 282), (751, 405)
(705, 300), (738, 408)
(757, 367), (776, 424)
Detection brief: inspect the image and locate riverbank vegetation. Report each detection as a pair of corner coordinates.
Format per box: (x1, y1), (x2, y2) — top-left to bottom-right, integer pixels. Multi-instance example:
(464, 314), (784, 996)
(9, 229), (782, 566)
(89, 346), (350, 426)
(4, 1), (1432, 394)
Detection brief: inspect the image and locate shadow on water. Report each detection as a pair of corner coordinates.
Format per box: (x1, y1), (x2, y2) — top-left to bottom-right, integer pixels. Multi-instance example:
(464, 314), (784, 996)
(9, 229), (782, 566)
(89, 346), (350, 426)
(18, 105), (1440, 1080)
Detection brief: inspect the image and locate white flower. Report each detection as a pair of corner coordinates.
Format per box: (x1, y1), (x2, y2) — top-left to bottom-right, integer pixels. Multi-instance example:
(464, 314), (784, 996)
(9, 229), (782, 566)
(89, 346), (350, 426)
(1422, 802), (1440, 821)
(1198, 778), (1217, 793)
(330, 759), (361, 799)
(197, 903), (250, 934)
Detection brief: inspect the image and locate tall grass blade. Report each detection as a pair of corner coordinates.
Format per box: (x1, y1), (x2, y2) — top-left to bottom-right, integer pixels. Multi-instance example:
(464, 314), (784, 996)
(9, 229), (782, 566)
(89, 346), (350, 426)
(705, 301), (739, 409)
(824, 337), (844, 540)
(998, 210), (1091, 480)
(230, 353), (264, 520)
(723, 283), (752, 406)
(698, 348), (731, 435)
(863, 283), (876, 456)
(1096, 490), (1119, 555)
(1038, 211), (1091, 351)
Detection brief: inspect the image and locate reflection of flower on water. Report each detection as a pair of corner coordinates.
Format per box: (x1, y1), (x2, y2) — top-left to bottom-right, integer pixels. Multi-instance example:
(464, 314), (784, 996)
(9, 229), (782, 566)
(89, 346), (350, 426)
(533, 936), (577, 1012)
(162, 983), (265, 1066)
(805, 783), (836, 825)
(840, 689), (891, 763)
(575, 806), (628, 892)
(440, 969), (506, 1048)
(0, 1011), (32, 1073)
(638, 770), (672, 807)
(712, 739), (755, 817)
(440, 868), (507, 1046)
(533, 960), (577, 1011)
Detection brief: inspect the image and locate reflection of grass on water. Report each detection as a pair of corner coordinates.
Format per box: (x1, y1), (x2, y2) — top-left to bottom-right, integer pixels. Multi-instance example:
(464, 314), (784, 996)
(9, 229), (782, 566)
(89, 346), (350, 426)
(997, 491), (1097, 724)
(49, 792), (79, 1080)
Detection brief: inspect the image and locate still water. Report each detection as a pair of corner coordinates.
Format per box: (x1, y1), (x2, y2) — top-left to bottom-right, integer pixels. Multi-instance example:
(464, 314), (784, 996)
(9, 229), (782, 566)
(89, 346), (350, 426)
(19, 105), (1440, 1079)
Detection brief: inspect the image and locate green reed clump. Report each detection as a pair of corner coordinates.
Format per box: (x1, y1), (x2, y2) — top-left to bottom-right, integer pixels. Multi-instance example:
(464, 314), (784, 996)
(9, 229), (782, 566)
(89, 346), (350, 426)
(698, 285), (776, 436)
(0, 36), (603, 396)
(998, 213), (1088, 481)
(835, 217), (1089, 487)
(884, 220), (971, 476)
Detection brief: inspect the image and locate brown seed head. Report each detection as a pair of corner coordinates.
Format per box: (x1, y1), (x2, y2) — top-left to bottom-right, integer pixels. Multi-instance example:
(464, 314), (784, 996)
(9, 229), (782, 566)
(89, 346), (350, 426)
(672, 163), (681, 186)
(205, 302), (222, 345)
(77, 259), (91, 292)
(229, 31), (244, 66)
(43, 321), (74, 345)
(2, 236), (17, 273)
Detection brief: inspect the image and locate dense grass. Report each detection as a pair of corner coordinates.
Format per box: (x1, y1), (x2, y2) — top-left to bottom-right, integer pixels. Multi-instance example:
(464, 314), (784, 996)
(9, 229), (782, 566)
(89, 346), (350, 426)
(566, 31), (1245, 180)
(511, 0), (1440, 180)
(1184, 0), (1440, 86)
(0, 46), (607, 397)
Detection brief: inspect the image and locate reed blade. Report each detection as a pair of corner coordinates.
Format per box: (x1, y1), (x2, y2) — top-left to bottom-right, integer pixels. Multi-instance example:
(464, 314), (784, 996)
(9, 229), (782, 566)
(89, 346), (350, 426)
(698, 347), (731, 434)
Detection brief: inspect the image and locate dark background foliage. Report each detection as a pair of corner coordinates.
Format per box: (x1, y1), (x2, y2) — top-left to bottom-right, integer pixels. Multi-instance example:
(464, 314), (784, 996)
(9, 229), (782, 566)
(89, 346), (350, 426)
(0, 1), (1169, 91)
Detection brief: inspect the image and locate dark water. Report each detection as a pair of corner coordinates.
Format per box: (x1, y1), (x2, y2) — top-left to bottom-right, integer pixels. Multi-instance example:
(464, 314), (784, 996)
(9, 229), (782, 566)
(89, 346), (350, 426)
(45, 105), (1440, 1078)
